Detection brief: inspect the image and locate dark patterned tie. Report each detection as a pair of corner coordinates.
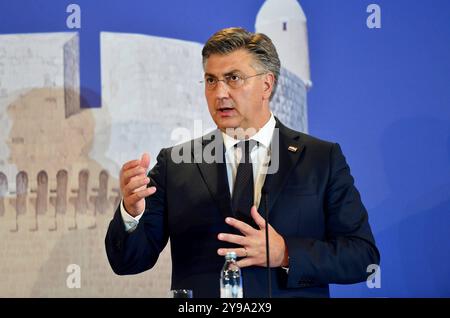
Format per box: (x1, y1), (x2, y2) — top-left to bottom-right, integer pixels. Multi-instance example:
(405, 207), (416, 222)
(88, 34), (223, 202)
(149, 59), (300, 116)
(232, 140), (257, 218)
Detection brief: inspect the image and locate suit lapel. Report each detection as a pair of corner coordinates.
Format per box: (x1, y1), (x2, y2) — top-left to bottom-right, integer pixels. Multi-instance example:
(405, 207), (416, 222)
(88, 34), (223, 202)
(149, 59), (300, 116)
(259, 119), (305, 214)
(193, 120), (305, 221)
(193, 131), (233, 219)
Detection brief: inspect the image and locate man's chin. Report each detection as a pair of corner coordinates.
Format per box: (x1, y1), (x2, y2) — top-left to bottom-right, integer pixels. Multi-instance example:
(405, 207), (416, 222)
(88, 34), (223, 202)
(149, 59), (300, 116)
(215, 117), (240, 130)
(216, 124), (257, 139)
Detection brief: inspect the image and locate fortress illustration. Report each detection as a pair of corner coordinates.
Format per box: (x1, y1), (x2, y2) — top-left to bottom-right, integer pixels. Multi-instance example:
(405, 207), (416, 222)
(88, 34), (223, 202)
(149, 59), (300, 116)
(0, 0), (311, 296)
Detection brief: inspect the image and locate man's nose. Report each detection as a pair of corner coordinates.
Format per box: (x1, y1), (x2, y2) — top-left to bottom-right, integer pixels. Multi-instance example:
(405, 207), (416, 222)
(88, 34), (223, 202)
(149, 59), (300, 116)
(214, 80), (230, 99)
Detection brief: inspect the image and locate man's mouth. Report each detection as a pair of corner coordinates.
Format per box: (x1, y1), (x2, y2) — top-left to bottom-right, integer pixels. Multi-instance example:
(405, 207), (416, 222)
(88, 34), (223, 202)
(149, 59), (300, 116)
(218, 106), (234, 113)
(216, 105), (236, 118)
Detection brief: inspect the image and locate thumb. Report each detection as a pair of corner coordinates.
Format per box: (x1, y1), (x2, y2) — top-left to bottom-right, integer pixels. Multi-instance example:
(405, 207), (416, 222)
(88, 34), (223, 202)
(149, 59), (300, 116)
(250, 206), (266, 230)
(140, 152), (150, 170)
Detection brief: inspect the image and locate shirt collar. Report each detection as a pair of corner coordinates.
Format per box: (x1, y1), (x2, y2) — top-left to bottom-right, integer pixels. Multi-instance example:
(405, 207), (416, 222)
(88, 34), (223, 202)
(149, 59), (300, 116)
(221, 113), (276, 152)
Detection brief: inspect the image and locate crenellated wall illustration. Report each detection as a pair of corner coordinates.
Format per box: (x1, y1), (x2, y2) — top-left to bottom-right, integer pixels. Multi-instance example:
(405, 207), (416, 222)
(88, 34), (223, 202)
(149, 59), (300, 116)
(0, 0), (311, 297)
(0, 168), (120, 232)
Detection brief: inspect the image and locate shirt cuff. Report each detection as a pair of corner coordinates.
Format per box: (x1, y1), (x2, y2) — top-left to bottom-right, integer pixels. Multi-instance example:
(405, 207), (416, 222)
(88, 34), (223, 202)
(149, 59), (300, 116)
(281, 256), (290, 274)
(120, 200), (144, 232)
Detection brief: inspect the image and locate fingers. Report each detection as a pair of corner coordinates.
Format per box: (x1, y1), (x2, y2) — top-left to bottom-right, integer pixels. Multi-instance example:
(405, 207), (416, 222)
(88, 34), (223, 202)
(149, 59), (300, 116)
(225, 217), (256, 236)
(217, 208), (274, 269)
(217, 247), (247, 258)
(217, 247), (254, 268)
(123, 175), (150, 196)
(122, 159), (141, 171)
(140, 153), (150, 170)
(216, 245), (266, 268)
(120, 153), (152, 200)
(124, 186), (156, 206)
(217, 233), (246, 246)
(121, 166), (146, 188)
(121, 153), (151, 181)
(236, 258), (254, 268)
(250, 206), (266, 230)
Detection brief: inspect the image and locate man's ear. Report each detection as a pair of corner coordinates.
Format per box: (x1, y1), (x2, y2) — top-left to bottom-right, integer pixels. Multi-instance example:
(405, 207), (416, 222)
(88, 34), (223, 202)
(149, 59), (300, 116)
(262, 73), (275, 100)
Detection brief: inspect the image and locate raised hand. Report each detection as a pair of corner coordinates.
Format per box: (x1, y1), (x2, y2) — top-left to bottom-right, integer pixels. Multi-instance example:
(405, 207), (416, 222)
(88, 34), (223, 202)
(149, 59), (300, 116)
(120, 153), (156, 216)
(217, 206), (289, 268)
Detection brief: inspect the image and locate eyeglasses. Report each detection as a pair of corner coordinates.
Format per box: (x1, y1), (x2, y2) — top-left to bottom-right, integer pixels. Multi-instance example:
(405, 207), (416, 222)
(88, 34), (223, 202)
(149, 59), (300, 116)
(200, 72), (266, 90)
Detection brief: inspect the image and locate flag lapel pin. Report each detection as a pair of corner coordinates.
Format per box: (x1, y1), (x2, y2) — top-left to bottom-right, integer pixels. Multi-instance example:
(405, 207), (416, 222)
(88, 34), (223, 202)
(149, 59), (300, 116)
(288, 145), (298, 153)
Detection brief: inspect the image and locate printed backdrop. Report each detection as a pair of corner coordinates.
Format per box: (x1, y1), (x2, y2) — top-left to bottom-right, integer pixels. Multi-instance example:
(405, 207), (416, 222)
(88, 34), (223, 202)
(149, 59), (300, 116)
(0, 0), (449, 297)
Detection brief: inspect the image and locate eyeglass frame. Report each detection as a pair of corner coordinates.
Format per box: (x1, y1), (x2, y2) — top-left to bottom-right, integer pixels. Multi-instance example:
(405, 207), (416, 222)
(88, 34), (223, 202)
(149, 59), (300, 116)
(200, 72), (267, 90)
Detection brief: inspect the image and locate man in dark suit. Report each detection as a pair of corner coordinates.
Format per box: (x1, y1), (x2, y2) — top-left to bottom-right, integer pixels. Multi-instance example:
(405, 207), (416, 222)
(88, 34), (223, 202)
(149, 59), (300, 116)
(105, 27), (380, 298)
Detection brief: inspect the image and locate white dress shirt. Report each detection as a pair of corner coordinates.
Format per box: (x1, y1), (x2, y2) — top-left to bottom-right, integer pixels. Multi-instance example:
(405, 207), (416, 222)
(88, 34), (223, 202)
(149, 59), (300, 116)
(120, 113), (276, 232)
(221, 113), (276, 209)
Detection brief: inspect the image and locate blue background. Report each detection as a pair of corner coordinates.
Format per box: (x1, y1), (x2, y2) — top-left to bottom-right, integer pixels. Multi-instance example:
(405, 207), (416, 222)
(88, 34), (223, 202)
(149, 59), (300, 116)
(1, 0), (449, 297)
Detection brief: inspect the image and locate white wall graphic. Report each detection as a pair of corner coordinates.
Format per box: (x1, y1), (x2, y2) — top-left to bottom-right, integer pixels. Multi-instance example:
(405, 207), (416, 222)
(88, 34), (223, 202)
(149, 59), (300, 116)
(0, 0), (311, 296)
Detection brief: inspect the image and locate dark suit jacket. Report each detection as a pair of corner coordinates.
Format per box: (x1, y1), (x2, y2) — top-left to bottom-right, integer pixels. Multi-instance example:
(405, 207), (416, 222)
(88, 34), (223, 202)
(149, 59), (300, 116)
(105, 119), (380, 298)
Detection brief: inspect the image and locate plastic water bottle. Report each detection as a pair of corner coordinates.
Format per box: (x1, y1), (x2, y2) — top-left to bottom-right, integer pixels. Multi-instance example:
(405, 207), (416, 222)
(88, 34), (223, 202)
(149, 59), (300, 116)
(220, 251), (243, 298)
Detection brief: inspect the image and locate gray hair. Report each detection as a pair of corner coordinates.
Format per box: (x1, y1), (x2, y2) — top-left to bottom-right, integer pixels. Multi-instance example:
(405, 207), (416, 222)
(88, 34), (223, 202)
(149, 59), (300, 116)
(202, 27), (281, 100)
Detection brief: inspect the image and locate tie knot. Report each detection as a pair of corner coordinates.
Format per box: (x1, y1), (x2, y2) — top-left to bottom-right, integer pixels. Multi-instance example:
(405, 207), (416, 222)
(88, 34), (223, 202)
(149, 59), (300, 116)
(235, 140), (257, 163)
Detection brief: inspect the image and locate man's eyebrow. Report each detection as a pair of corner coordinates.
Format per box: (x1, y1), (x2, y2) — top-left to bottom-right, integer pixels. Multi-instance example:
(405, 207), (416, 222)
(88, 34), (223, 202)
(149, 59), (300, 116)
(204, 69), (242, 77)
(224, 70), (242, 76)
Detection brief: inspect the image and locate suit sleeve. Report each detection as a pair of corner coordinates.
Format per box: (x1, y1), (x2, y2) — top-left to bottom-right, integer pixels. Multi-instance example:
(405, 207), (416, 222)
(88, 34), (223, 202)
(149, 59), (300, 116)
(105, 148), (169, 275)
(284, 143), (380, 287)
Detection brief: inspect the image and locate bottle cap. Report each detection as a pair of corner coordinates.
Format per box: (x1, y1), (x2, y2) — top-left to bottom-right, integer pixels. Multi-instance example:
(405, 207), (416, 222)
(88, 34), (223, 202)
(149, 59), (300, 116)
(225, 251), (237, 260)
